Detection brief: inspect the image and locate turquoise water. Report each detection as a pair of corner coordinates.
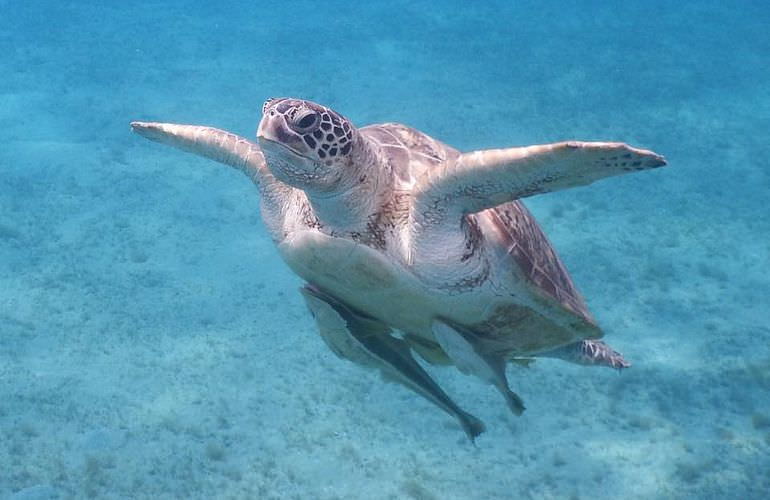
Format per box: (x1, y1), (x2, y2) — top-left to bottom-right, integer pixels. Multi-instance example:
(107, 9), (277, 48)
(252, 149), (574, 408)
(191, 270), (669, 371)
(2, 1), (769, 498)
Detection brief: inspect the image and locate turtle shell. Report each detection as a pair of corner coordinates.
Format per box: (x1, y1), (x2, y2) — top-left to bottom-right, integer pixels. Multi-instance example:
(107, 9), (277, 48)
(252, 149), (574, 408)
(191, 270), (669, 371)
(482, 200), (595, 325)
(362, 123), (597, 333)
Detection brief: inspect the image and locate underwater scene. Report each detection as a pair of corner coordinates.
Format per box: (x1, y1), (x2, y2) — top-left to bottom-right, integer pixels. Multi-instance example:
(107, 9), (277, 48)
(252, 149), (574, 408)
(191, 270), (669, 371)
(1, 0), (769, 498)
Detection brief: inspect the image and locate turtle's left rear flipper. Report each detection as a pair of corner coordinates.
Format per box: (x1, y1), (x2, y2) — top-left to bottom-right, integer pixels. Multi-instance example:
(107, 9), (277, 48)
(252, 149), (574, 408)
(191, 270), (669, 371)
(300, 285), (485, 442)
(538, 339), (630, 370)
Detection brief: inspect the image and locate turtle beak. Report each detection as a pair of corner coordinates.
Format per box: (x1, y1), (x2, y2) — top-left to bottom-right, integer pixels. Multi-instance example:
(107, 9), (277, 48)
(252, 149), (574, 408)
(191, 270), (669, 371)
(257, 114), (310, 156)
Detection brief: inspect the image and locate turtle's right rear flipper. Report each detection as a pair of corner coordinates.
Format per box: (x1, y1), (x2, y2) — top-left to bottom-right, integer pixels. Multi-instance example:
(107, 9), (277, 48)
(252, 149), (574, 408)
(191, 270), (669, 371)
(300, 284), (485, 442)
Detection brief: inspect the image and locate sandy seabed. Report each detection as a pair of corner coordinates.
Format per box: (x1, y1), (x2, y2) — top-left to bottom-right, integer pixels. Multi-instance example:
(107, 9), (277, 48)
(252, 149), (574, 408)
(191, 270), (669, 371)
(1, 1), (769, 498)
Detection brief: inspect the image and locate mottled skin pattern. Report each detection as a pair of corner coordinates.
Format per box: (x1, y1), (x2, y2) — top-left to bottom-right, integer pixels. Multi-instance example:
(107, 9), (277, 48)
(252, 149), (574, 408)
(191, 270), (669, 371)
(131, 97), (665, 435)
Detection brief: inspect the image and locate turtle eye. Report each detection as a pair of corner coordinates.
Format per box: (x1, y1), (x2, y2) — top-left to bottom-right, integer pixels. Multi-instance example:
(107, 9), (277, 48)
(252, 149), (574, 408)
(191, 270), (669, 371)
(290, 110), (320, 134)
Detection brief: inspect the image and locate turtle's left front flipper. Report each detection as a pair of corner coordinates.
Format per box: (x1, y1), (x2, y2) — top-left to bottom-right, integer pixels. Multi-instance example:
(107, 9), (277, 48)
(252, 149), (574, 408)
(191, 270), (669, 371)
(300, 285), (486, 442)
(414, 141), (666, 221)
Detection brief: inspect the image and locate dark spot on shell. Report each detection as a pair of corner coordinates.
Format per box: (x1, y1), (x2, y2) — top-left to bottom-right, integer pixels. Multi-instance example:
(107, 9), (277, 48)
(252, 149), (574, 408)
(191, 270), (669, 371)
(321, 143), (330, 150)
(304, 135), (316, 148)
(326, 134), (334, 141)
(329, 147), (337, 156)
(333, 126), (344, 136)
(318, 149), (326, 158)
(313, 129), (323, 139)
(341, 143), (352, 155)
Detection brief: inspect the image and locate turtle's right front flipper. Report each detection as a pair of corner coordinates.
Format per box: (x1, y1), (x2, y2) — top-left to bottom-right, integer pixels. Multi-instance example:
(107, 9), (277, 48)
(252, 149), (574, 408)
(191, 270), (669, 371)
(130, 121), (268, 183)
(300, 285), (485, 442)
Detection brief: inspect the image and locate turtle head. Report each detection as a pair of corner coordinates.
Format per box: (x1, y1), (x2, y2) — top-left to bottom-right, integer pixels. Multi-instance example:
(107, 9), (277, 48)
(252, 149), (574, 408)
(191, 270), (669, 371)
(257, 98), (358, 193)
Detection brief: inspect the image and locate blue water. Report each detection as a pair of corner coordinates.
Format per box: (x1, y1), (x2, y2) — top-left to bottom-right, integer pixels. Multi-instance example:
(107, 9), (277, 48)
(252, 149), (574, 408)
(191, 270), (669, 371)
(1, 1), (768, 498)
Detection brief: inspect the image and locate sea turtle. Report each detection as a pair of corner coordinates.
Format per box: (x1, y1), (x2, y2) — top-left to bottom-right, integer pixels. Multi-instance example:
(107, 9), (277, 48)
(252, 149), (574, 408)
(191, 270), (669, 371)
(131, 98), (665, 441)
